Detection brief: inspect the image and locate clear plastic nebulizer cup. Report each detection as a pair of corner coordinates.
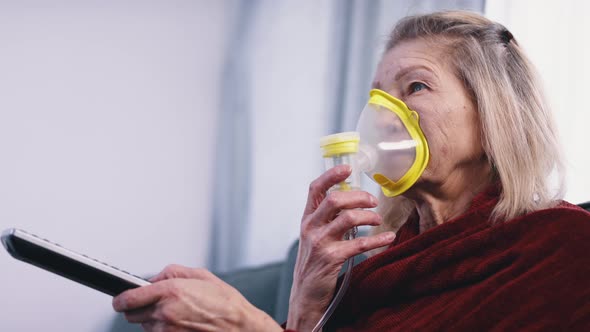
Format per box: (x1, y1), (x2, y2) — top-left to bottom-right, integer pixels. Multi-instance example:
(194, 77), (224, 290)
(319, 131), (362, 193)
(319, 131), (363, 241)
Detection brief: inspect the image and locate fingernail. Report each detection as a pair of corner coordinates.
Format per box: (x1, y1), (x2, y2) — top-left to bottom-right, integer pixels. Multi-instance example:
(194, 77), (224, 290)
(375, 214), (383, 224)
(371, 196), (378, 206)
(112, 297), (123, 310)
(384, 232), (395, 241)
(338, 165), (351, 174)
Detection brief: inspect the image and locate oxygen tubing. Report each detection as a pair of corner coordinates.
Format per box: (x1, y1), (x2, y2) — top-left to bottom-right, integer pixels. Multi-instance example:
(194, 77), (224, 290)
(311, 227), (357, 332)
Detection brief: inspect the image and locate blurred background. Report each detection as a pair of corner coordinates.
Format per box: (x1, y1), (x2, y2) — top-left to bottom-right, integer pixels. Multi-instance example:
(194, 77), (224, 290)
(0, 0), (588, 331)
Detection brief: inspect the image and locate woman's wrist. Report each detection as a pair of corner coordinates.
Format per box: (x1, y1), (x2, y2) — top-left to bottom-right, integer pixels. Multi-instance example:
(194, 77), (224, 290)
(286, 300), (324, 331)
(246, 306), (284, 332)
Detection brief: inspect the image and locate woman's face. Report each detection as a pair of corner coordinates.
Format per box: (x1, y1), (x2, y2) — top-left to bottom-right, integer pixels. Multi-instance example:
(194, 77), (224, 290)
(372, 38), (485, 192)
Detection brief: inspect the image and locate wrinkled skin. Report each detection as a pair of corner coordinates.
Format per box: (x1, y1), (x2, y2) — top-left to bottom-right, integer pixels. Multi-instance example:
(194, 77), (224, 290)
(113, 265), (282, 332)
(286, 165), (396, 331)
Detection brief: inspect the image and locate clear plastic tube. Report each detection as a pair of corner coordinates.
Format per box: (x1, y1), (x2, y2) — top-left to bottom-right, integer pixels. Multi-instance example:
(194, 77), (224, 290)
(311, 228), (356, 332)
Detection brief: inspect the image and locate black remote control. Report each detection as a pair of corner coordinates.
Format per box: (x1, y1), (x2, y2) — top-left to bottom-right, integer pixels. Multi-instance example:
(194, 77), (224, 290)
(1, 228), (150, 296)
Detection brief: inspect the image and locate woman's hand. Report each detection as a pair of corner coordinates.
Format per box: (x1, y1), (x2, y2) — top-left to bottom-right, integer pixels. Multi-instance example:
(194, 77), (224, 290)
(113, 264), (282, 332)
(286, 165), (396, 331)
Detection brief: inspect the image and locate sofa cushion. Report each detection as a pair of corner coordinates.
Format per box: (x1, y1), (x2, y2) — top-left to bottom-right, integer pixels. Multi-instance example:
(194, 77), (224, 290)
(218, 261), (284, 318)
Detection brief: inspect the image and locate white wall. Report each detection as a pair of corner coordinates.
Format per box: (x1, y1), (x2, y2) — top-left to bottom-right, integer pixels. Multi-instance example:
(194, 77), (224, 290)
(0, 1), (227, 331)
(486, 0), (590, 203)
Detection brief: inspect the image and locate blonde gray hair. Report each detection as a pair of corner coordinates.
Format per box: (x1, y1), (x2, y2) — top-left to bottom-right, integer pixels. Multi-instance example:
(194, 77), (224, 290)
(377, 11), (565, 230)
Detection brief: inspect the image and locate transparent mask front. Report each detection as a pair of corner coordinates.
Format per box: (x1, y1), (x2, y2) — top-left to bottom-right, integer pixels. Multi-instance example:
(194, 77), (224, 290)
(356, 102), (418, 186)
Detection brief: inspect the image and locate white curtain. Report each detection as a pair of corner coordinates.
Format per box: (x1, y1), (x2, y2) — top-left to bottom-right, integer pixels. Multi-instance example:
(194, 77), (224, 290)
(486, 0), (590, 204)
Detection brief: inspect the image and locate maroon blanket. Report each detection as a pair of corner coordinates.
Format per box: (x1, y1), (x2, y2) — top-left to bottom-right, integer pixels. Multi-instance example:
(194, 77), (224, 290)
(325, 187), (590, 331)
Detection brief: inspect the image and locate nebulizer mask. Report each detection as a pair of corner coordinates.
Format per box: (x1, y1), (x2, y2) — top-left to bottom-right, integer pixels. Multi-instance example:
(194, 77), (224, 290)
(313, 89), (429, 331)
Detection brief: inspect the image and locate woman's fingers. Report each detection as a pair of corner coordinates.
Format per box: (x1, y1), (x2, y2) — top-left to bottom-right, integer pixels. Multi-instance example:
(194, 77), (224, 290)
(141, 322), (194, 332)
(124, 305), (156, 323)
(113, 283), (165, 312)
(150, 265), (218, 283)
(308, 190), (378, 228)
(334, 232), (396, 259)
(127, 308), (195, 332)
(141, 322), (156, 331)
(323, 209), (382, 239)
(150, 264), (194, 282)
(304, 165), (352, 216)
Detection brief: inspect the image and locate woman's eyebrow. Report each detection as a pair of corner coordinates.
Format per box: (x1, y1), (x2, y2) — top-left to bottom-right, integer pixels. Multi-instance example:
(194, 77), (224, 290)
(394, 65), (437, 81)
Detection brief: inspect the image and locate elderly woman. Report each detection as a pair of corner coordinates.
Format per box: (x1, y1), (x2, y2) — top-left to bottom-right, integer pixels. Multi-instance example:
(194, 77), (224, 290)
(113, 11), (590, 331)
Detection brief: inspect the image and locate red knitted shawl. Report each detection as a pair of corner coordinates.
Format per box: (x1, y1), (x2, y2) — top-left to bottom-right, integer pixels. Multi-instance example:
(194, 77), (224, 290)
(322, 186), (590, 331)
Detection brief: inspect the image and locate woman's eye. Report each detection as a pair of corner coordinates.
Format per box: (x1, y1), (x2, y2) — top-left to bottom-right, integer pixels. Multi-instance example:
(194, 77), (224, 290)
(409, 82), (427, 94)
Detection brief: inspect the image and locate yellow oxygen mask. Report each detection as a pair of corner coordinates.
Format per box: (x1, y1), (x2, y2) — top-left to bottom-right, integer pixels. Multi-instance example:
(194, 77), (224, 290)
(321, 89), (430, 197)
(313, 89), (429, 332)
